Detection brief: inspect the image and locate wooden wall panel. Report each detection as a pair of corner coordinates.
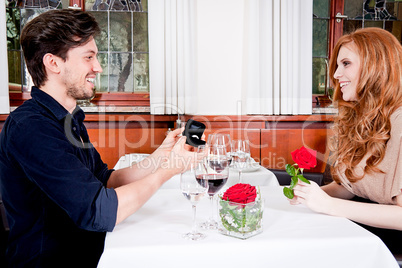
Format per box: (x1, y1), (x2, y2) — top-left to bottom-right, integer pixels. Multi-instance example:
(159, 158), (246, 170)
(0, 114), (334, 174)
(261, 128), (331, 173)
(86, 126), (168, 169)
(88, 126), (263, 169)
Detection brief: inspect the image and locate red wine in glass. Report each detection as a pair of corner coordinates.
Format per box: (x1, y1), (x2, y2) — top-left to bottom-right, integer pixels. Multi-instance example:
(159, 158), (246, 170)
(196, 174), (228, 196)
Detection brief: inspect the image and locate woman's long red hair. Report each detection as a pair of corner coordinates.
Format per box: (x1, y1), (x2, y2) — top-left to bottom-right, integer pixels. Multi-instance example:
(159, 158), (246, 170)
(328, 28), (402, 183)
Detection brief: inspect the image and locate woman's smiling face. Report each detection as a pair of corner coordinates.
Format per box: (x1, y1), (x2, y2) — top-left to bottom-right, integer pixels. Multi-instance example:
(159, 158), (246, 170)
(333, 42), (361, 102)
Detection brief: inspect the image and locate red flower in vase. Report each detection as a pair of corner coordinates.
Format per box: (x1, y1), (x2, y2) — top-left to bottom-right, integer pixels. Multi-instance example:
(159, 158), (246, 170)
(222, 183), (257, 204)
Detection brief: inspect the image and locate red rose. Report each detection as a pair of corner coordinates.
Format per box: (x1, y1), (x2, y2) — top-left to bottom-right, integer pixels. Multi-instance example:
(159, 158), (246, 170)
(291, 146), (317, 170)
(222, 183), (257, 204)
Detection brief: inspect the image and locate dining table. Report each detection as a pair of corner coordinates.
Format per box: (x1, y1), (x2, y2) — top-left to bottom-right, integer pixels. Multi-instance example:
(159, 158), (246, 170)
(99, 154), (399, 268)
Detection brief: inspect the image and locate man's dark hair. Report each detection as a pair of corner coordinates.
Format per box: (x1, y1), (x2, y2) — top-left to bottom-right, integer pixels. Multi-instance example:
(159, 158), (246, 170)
(20, 9), (100, 88)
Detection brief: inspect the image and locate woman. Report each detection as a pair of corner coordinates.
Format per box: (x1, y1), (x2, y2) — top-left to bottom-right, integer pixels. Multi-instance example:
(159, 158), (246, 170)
(291, 28), (402, 253)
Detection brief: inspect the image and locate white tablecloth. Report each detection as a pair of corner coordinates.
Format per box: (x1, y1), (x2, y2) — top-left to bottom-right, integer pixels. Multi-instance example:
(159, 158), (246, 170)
(98, 186), (398, 268)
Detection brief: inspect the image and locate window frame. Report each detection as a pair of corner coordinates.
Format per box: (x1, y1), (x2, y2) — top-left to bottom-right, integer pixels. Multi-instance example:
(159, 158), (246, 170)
(328, 0), (344, 60)
(13, 0), (378, 112)
(315, 0), (402, 108)
(312, 0), (344, 108)
(7, 0), (150, 109)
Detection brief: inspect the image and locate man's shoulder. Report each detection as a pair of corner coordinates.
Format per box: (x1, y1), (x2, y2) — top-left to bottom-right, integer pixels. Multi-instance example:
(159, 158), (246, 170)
(4, 101), (60, 141)
(8, 100), (53, 126)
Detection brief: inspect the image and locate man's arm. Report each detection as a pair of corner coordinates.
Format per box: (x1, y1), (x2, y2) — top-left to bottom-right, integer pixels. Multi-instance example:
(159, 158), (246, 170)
(108, 131), (195, 225)
(113, 167), (176, 225)
(107, 128), (185, 188)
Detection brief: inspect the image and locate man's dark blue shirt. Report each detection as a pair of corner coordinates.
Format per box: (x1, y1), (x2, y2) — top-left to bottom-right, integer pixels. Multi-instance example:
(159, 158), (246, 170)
(0, 87), (118, 267)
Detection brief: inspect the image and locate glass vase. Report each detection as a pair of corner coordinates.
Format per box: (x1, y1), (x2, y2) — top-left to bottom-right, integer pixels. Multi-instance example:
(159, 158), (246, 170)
(218, 197), (264, 239)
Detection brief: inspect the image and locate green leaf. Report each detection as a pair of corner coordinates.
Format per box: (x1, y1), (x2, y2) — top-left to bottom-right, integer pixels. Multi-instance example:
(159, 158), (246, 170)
(283, 187), (294, 199)
(285, 164), (297, 176)
(290, 176), (298, 189)
(297, 174), (311, 184)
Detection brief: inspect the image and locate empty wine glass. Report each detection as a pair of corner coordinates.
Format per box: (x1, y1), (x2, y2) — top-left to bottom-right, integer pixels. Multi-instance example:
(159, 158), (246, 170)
(207, 133), (232, 165)
(231, 140), (250, 183)
(181, 162), (208, 241)
(200, 145), (230, 230)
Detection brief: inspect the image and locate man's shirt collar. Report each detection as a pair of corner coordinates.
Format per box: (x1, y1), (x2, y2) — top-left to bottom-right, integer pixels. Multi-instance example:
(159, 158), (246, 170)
(31, 86), (85, 123)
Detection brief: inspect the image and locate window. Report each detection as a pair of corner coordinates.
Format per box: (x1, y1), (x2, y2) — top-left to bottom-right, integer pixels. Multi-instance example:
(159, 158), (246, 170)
(86, 0), (149, 93)
(313, 0), (330, 96)
(5, 0), (150, 107)
(312, 0), (402, 107)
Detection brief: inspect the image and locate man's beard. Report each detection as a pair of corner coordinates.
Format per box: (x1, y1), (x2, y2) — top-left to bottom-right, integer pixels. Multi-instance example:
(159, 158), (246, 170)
(67, 85), (95, 100)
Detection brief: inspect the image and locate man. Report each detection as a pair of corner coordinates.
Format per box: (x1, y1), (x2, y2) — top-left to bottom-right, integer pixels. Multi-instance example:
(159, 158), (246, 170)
(0, 9), (193, 267)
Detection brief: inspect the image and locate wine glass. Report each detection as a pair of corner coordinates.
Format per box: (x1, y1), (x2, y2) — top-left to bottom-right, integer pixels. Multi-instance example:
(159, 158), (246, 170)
(207, 133), (232, 165)
(231, 140), (250, 183)
(200, 145), (230, 230)
(181, 162), (208, 241)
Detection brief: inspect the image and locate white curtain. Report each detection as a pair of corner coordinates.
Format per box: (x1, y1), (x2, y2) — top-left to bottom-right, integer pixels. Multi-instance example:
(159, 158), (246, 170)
(0, 0), (10, 114)
(245, 0), (313, 115)
(149, 0), (313, 115)
(148, 0), (197, 115)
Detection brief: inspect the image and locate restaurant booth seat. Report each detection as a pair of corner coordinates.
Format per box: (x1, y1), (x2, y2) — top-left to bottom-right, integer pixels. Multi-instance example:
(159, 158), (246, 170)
(394, 255), (402, 267)
(270, 169), (325, 186)
(391, 254), (402, 268)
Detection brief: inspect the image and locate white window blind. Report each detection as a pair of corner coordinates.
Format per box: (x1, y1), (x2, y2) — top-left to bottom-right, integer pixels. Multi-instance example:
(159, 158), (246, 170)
(149, 0), (313, 115)
(245, 0), (313, 115)
(148, 0), (196, 115)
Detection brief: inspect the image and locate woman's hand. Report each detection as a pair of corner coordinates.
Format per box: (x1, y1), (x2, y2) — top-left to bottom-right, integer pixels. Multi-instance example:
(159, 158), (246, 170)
(290, 180), (333, 214)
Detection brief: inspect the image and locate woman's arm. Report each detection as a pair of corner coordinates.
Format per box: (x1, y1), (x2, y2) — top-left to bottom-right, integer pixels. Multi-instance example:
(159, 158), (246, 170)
(288, 181), (354, 205)
(321, 181), (355, 199)
(293, 181), (402, 230)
